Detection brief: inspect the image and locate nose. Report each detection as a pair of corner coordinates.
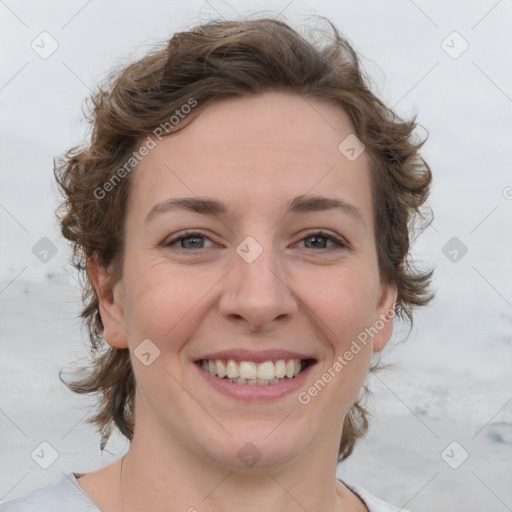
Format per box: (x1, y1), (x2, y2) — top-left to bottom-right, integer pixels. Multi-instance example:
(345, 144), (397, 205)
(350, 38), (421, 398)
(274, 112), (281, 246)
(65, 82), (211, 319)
(218, 240), (298, 332)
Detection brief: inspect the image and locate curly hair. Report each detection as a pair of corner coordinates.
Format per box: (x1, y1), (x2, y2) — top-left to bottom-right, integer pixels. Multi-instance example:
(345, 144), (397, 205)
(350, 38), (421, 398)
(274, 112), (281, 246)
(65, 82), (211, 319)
(54, 15), (433, 462)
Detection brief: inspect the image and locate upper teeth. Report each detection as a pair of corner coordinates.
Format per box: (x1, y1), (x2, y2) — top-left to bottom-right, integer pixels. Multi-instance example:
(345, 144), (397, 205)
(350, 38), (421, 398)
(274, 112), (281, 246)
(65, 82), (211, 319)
(201, 359), (303, 380)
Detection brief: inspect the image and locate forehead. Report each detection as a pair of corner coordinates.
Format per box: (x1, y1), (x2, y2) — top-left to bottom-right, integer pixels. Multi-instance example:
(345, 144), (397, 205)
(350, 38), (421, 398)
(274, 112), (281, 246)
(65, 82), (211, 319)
(126, 91), (373, 226)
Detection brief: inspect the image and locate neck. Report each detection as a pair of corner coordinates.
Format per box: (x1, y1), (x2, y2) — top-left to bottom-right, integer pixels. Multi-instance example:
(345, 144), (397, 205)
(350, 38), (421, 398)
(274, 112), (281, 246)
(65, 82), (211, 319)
(118, 423), (350, 512)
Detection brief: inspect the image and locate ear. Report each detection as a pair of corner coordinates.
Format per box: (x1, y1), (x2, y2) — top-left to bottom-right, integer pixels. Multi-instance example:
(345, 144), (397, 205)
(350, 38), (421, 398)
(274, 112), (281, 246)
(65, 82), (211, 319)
(87, 256), (128, 349)
(372, 282), (398, 353)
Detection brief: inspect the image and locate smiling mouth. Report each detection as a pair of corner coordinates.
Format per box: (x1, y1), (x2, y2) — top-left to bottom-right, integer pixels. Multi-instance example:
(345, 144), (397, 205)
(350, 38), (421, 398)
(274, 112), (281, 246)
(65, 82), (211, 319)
(196, 358), (315, 385)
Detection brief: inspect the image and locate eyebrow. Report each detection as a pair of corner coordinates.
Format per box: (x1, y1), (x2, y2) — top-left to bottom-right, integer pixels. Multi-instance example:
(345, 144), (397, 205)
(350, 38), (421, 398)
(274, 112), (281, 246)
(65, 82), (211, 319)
(144, 194), (366, 228)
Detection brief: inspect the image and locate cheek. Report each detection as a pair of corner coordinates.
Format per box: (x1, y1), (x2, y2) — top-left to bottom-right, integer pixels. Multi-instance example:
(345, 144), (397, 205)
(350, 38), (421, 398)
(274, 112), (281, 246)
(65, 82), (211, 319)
(308, 268), (380, 344)
(121, 258), (218, 351)
(121, 267), (211, 404)
(303, 270), (378, 404)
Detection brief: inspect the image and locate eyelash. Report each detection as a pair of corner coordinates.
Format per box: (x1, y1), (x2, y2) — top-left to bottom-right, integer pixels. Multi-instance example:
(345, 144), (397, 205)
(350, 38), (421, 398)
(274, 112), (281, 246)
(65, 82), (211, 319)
(162, 229), (349, 251)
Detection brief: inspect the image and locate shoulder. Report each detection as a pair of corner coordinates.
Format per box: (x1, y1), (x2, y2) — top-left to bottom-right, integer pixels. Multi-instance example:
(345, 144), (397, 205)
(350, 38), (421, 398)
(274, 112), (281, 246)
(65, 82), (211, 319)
(341, 480), (410, 512)
(0, 473), (100, 512)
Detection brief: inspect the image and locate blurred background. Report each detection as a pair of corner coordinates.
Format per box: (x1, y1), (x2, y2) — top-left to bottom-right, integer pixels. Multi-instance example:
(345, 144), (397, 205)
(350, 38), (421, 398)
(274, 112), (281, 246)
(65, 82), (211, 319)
(1, 1), (511, 510)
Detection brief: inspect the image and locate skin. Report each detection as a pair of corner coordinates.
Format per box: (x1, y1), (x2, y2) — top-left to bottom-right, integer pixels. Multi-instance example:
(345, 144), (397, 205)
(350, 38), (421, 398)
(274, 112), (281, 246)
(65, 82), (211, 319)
(82, 91), (397, 511)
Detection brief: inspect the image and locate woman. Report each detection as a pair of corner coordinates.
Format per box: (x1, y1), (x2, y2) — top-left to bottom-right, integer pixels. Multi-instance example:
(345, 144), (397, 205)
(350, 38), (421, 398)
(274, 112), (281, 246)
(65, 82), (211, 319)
(2, 16), (433, 512)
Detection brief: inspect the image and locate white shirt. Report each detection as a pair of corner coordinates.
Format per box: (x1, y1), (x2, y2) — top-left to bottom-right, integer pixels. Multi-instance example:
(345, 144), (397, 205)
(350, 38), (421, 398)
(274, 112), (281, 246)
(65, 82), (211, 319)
(0, 473), (410, 511)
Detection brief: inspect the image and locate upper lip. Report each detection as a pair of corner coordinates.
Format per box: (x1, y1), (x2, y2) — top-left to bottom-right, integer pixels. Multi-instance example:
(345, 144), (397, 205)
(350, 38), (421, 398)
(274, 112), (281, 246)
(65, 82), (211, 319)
(195, 349), (316, 364)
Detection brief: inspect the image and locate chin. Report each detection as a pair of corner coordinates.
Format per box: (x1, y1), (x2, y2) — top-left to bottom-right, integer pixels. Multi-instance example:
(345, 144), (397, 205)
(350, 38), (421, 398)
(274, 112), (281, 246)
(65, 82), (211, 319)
(197, 424), (314, 470)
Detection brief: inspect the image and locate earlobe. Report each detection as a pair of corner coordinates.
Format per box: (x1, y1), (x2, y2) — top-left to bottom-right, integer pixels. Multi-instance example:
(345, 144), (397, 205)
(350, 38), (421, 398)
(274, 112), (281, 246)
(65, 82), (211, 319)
(372, 283), (398, 353)
(87, 256), (128, 349)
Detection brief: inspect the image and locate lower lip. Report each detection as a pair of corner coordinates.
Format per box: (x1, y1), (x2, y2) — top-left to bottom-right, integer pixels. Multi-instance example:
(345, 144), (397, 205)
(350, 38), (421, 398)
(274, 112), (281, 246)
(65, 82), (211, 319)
(195, 363), (314, 401)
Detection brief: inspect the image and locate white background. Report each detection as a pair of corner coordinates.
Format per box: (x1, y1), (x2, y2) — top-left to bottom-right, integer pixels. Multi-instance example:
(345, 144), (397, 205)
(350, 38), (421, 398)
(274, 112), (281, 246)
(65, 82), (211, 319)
(1, 1), (511, 510)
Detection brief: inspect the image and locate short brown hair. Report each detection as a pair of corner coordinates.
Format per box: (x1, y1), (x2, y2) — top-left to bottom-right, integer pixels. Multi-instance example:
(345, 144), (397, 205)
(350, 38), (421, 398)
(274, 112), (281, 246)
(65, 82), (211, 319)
(55, 16), (433, 462)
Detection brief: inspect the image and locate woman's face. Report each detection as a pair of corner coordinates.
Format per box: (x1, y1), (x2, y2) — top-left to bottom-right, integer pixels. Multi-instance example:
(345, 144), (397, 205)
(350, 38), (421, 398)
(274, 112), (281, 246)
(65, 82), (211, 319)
(96, 91), (396, 468)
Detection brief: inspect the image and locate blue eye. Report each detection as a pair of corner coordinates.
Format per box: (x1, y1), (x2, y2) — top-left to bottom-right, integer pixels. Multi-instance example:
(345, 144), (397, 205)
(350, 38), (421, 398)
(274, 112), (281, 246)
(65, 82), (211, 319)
(162, 229), (349, 251)
(163, 231), (212, 249)
(297, 230), (348, 250)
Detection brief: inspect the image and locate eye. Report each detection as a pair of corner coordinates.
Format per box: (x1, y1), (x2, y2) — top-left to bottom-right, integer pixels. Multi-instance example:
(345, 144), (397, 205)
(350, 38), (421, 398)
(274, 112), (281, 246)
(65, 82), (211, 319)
(295, 230), (349, 250)
(162, 230), (215, 250)
(162, 229), (349, 252)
